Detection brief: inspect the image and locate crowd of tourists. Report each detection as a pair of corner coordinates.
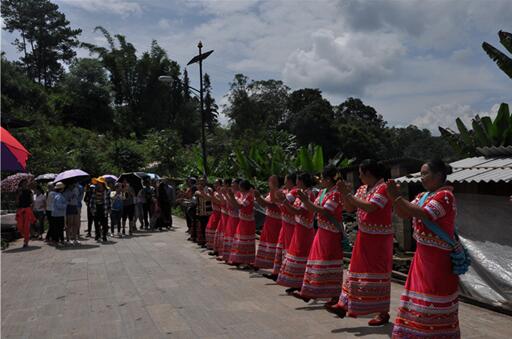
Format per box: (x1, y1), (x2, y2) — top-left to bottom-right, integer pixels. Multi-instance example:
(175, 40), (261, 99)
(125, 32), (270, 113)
(14, 176), (176, 247)
(182, 159), (460, 338)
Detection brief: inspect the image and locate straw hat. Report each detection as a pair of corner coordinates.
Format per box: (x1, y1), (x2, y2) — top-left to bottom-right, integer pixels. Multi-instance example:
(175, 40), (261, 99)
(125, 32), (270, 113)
(55, 182), (66, 190)
(95, 177), (107, 185)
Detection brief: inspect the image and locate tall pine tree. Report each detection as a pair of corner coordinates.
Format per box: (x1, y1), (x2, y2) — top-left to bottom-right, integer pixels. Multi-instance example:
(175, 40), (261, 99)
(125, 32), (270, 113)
(2, 0), (81, 87)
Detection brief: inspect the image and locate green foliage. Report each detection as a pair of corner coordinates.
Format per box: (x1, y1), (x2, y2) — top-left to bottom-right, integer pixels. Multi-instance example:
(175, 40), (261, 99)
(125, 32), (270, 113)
(482, 31), (512, 79)
(1, 56), (51, 119)
(439, 103), (512, 156)
(1, 0), (81, 86)
(52, 58), (113, 130)
(108, 138), (145, 173)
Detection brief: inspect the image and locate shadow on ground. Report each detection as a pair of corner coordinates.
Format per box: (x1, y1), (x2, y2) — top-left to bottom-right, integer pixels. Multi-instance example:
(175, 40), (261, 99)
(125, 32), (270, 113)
(55, 244), (100, 250)
(3, 245), (42, 253)
(331, 324), (393, 337)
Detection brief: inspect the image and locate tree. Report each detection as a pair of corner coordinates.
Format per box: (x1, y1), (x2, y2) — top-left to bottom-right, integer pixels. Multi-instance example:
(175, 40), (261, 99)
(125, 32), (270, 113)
(482, 31), (512, 79)
(1, 0), (81, 86)
(52, 58), (113, 131)
(1, 55), (50, 121)
(334, 97), (386, 129)
(203, 73), (219, 131)
(224, 74), (289, 138)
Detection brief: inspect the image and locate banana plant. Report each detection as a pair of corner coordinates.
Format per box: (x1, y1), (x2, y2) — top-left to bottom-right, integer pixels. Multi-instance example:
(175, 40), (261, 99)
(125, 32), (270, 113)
(439, 103), (512, 156)
(295, 144), (324, 173)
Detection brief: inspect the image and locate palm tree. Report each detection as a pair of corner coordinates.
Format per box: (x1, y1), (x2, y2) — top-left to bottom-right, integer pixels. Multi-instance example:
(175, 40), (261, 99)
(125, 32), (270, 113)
(482, 30), (512, 79)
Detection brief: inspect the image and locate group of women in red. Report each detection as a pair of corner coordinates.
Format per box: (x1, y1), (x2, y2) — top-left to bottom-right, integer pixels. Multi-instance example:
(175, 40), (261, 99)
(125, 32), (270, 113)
(198, 159), (460, 338)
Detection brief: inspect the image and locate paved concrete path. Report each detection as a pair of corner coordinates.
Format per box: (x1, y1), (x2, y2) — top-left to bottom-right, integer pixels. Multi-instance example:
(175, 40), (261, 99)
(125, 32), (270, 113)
(2, 217), (511, 338)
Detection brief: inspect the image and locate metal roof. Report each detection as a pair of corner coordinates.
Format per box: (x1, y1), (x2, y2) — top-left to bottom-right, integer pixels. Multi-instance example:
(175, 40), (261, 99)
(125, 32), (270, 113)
(477, 146), (512, 157)
(394, 156), (512, 184)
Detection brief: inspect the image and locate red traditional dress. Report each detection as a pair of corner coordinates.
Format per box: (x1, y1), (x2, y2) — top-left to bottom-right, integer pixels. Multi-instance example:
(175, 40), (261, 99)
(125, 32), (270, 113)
(392, 188), (460, 339)
(277, 189), (316, 288)
(338, 180), (393, 315)
(272, 189), (297, 275)
(205, 191), (222, 250)
(213, 197), (228, 254)
(300, 186), (344, 299)
(222, 192), (241, 262)
(229, 192), (256, 264)
(254, 193), (282, 269)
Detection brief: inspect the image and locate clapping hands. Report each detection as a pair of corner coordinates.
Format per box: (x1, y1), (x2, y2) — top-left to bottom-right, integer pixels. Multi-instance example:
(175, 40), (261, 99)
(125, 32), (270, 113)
(386, 179), (400, 199)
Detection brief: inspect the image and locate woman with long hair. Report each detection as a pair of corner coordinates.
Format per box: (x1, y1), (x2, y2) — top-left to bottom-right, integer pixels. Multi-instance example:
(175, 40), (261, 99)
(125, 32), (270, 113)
(387, 160), (460, 338)
(328, 159), (393, 326)
(276, 172), (316, 294)
(254, 175), (282, 269)
(228, 179), (256, 268)
(292, 166), (344, 305)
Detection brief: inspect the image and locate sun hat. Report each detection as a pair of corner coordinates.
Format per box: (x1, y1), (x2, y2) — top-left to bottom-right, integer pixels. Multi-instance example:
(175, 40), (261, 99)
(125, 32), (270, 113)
(55, 182), (66, 190)
(96, 176), (107, 185)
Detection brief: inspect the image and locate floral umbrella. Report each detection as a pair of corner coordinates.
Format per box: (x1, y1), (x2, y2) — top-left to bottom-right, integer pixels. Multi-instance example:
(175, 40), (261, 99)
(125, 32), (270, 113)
(1, 173), (34, 192)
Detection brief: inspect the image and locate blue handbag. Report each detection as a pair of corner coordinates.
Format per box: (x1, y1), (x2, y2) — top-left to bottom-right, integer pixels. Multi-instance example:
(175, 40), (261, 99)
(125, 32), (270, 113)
(418, 193), (471, 275)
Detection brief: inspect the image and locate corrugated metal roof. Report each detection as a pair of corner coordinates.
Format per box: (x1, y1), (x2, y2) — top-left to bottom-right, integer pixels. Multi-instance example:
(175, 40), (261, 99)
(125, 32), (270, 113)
(394, 156), (512, 184)
(477, 146), (512, 157)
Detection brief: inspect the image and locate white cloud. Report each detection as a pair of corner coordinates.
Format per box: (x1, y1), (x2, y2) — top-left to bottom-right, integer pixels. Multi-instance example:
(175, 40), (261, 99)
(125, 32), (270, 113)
(282, 29), (405, 96)
(413, 103), (501, 134)
(56, 0), (141, 16)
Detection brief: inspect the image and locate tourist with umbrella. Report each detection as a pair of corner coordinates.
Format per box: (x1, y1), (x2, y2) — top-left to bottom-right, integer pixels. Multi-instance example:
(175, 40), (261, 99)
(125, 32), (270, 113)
(63, 182), (81, 245)
(120, 180), (136, 236)
(51, 182), (67, 246)
(89, 177), (111, 242)
(84, 180), (95, 237)
(15, 178), (36, 248)
(45, 183), (56, 242)
(33, 185), (46, 240)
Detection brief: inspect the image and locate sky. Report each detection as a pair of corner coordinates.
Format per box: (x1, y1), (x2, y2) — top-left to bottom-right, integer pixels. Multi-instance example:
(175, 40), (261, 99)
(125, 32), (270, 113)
(2, 0), (511, 133)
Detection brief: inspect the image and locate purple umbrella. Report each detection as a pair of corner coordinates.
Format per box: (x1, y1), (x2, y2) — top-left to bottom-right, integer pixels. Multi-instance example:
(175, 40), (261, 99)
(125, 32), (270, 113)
(52, 169), (89, 184)
(101, 174), (118, 184)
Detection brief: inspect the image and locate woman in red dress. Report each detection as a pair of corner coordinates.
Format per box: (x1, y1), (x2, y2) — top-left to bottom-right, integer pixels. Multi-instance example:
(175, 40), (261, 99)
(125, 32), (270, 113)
(276, 172), (316, 294)
(328, 159), (393, 326)
(387, 159), (460, 338)
(270, 173), (298, 280)
(292, 166), (344, 304)
(202, 179), (223, 252)
(254, 175), (282, 269)
(214, 179), (231, 260)
(222, 179), (241, 262)
(228, 180), (256, 267)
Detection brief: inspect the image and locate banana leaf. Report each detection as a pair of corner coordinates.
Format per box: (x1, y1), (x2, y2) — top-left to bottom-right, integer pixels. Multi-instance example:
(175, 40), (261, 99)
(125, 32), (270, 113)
(494, 103), (511, 144)
(480, 116), (497, 142)
(472, 119), (493, 147)
(311, 145), (324, 173)
(499, 30), (512, 55)
(482, 42), (512, 79)
(456, 118), (473, 147)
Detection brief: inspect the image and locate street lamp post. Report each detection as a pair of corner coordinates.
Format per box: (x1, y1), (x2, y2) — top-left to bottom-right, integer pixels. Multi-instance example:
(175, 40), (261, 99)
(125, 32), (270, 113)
(159, 42), (213, 178)
(187, 42), (213, 179)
